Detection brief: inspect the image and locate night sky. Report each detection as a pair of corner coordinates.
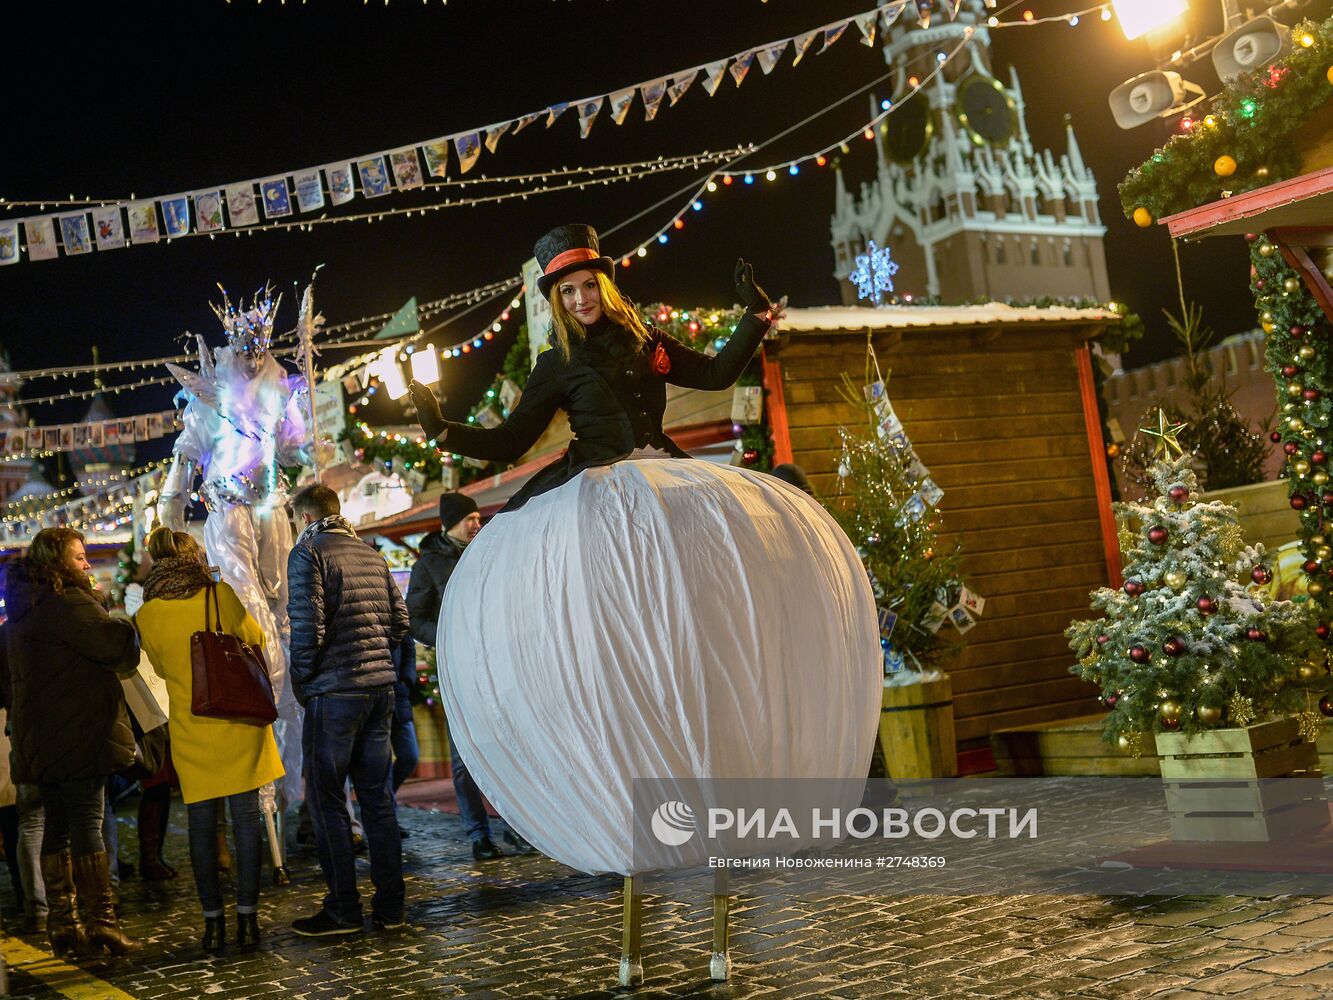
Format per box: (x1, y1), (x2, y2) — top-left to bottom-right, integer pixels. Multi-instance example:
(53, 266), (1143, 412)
(5, 0), (1322, 473)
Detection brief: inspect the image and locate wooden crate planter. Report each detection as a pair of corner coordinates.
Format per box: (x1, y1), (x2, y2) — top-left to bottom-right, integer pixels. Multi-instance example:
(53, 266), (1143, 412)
(411, 701), (451, 780)
(990, 714), (1160, 776)
(879, 676), (957, 779)
(1154, 718), (1327, 842)
(1200, 480), (1300, 557)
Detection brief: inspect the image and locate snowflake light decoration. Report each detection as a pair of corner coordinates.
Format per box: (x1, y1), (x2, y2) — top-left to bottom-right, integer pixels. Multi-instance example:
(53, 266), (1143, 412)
(849, 240), (900, 305)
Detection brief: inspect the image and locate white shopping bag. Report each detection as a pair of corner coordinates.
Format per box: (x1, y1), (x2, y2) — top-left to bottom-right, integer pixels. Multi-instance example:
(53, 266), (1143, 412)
(121, 657), (169, 732)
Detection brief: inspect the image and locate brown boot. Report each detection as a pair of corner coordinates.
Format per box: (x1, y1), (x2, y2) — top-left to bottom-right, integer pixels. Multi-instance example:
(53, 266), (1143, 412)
(39, 851), (85, 958)
(71, 852), (137, 955)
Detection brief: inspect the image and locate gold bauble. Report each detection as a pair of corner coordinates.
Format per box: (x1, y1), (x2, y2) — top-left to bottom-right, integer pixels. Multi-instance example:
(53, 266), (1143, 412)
(1256, 166), (1270, 180)
(1294, 459), (1312, 476)
(1313, 534), (1327, 545)
(1289, 381), (1306, 397)
(1284, 402), (1298, 413)
(1311, 580), (1327, 597)
(1197, 704), (1222, 725)
(1299, 663), (1320, 680)
(1262, 311), (1275, 323)
(1290, 416), (1307, 431)
(1285, 277), (1302, 293)
(1317, 545), (1332, 560)
(1116, 734), (1131, 750)
(1299, 345), (1317, 360)
(1160, 700), (1182, 723)
(1263, 321), (1277, 334)
(1315, 471), (1329, 486)
(1164, 569), (1187, 589)
(1259, 242), (1276, 257)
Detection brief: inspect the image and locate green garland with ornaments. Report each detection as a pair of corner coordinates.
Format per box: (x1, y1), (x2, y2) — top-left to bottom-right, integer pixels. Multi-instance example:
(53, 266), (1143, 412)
(1120, 12), (1333, 718)
(1119, 16), (1333, 226)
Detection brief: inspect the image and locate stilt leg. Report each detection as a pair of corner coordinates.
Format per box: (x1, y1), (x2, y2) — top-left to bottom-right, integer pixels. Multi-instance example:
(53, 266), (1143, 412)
(618, 874), (643, 988)
(710, 868), (731, 981)
(259, 783), (290, 886)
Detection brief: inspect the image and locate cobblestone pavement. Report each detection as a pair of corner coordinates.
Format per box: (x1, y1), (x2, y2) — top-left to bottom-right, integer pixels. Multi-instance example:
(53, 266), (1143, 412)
(2, 792), (1333, 999)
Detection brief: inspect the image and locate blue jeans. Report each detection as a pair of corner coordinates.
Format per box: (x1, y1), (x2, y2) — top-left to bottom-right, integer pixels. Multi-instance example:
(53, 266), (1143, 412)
(38, 778), (104, 858)
(448, 730), (491, 842)
(391, 704), (419, 793)
(302, 687), (403, 924)
(187, 790), (262, 916)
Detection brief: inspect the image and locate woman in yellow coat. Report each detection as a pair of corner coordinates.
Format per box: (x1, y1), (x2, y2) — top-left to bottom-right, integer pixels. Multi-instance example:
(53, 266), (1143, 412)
(136, 527), (284, 952)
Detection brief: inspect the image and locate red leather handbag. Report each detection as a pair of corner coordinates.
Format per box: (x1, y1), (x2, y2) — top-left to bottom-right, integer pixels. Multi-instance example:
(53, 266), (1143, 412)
(190, 583), (278, 726)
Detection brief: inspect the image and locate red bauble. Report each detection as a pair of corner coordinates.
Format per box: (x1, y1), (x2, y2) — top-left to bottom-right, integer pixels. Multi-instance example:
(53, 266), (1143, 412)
(1306, 560), (1322, 575)
(1285, 442), (1300, 455)
(1251, 566), (1272, 585)
(417, 675), (430, 686)
(1104, 693), (1119, 708)
(1292, 495), (1309, 511)
(1197, 596), (1216, 614)
(1163, 636), (1188, 657)
(1247, 627), (1268, 642)
(1292, 326), (1306, 337)
(1148, 527), (1169, 545)
(1305, 389), (1321, 402)
(1318, 624), (1330, 640)
(1270, 431), (1284, 443)
(1161, 717), (1181, 731)
(1129, 645), (1150, 663)
(742, 449), (759, 465)
(1315, 452), (1329, 465)
(1283, 365), (1301, 378)
(1322, 492), (1333, 506)
(1124, 579), (1145, 596)
(1320, 695), (1333, 718)
(1255, 279), (1266, 289)
(1169, 486), (1189, 503)
(1096, 634), (1109, 646)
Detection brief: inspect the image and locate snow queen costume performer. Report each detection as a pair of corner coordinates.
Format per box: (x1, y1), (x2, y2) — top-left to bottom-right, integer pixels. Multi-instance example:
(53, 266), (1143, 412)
(159, 288), (311, 823)
(410, 225), (880, 985)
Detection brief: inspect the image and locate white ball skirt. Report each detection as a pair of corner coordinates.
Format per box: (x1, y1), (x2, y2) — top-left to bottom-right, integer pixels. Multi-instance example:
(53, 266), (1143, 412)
(437, 456), (881, 874)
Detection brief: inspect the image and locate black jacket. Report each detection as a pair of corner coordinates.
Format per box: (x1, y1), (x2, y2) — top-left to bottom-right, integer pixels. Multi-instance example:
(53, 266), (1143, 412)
(405, 531), (464, 648)
(5, 561), (140, 785)
(287, 518), (411, 705)
(438, 311), (769, 511)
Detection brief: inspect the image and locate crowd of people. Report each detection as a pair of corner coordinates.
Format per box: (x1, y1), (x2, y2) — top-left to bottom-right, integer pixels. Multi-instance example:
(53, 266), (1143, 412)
(0, 483), (516, 956)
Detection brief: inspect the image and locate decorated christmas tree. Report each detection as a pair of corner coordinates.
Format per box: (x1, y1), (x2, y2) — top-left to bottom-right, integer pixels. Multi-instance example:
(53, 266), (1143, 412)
(1068, 428), (1324, 754)
(830, 355), (981, 676)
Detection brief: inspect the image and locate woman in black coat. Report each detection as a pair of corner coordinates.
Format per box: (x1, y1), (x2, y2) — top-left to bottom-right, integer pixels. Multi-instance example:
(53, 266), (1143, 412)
(7, 527), (141, 956)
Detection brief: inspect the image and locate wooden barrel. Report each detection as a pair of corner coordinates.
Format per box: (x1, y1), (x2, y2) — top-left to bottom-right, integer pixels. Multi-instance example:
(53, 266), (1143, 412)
(878, 676), (958, 779)
(411, 701), (451, 779)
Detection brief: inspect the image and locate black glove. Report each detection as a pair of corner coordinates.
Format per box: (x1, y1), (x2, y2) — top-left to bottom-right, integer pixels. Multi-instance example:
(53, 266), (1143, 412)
(408, 380), (446, 440)
(734, 258), (772, 315)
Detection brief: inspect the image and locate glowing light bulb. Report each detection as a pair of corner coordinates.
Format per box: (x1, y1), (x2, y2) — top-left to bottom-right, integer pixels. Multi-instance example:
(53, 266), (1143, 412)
(658, 234), (668, 244)
(410, 348), (440, 385)
(706, 181), (717, 192)
(765, 170), (777, 181)
(788, 164), (799, 175)
(692, 200), (703, 211)
(744, 174), (754, 185)
(723, 175), (734, 186)
(637, 246), (647, 257)
(816, 155), (827, 166)
(673, 218), (684, 229)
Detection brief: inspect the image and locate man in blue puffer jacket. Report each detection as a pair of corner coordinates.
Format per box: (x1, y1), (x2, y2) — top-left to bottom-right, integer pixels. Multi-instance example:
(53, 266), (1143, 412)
(286, 484), (409, 938)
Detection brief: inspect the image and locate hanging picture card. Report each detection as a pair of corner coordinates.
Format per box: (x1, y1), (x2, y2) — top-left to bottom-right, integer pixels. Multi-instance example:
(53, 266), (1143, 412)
(0, 220), (18, 265)
(25, 217), (58, 260)
(160, 196), (190, 238)
(260, 177), (292, 219)
(92, 206), (125, 249)
(325, 163), (355, 205)
(193, 190), (224, 232)
(226, 185), (259, 226)
(58, 213), (92, 255)
(357, 157), (390, 198)
(294, 170), (325, 212)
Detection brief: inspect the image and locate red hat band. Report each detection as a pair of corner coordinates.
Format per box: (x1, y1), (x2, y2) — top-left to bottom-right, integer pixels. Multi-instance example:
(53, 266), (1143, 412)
(544, 247), (599, 275)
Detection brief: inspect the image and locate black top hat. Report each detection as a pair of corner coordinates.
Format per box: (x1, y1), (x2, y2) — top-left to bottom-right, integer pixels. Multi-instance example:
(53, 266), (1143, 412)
(534, 224), (616, 299)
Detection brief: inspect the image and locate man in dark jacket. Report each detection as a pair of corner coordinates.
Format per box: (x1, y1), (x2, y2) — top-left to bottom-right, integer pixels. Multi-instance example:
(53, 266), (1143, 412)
(287, 484), (409, 937)
(406, 493), (529, 860)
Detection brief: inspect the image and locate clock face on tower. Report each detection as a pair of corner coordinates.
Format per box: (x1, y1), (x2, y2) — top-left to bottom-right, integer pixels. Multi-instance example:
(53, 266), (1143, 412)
(955, 75), (1016, 147)
(886, 90), (932, 164)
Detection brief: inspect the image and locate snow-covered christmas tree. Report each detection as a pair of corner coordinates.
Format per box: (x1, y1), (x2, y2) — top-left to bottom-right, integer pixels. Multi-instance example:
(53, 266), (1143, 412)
(1068, 423), (1323, 754)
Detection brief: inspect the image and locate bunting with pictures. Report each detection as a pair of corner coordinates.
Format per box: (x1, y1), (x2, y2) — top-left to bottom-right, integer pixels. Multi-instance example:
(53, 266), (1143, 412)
(0, 409), (179, 460)
(0, 0), (929, 264)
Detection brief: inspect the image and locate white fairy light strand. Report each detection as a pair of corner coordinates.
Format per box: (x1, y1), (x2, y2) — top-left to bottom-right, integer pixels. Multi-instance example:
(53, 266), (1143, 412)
(1, 458), (172, 524)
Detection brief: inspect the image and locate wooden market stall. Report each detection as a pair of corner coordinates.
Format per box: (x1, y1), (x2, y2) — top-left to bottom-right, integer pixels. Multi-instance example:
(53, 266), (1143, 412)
(763, 304), (1120, 762)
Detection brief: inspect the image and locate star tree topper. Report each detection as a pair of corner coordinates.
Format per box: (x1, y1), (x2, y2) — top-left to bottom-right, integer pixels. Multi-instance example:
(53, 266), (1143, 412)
(1140, 410), (1187, 457)
(850, 239), (900, 306)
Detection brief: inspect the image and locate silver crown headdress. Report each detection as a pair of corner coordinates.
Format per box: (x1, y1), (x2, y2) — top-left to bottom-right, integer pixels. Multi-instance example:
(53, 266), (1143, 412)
(211, 283), (281, 358)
